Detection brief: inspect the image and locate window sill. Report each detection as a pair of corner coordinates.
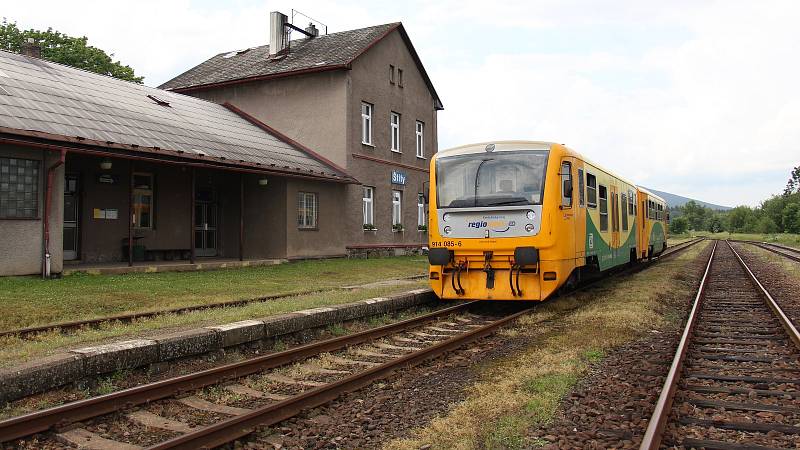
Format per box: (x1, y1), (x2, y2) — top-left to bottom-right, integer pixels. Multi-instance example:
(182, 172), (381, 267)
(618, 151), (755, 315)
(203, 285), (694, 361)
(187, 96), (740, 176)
(392, 229), (404, 233)
(298, 227), (319, 231)
(0, 216), (41, 221)
(416, 155), (426, 160)
(390, 149), (402, 154)
(363, 228), (378, 232)
(362, 142), (375, 148)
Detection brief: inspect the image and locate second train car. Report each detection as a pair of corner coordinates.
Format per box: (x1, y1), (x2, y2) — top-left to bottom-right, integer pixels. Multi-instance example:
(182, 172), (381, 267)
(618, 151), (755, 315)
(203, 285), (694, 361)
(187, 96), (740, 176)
(426, 141), (667, 301)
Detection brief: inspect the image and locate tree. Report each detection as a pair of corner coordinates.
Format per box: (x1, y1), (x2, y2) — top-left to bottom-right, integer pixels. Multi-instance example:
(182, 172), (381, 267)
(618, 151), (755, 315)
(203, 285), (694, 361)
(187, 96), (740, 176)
(683, 200), (708, 231)
(755, 216), (778, 234)
(669, 216), (689, 234)
(785, 166), (800, 196)
(0, 19), (143, 83)
(783, 203), (800, 234)
(727, 206), (753, 233)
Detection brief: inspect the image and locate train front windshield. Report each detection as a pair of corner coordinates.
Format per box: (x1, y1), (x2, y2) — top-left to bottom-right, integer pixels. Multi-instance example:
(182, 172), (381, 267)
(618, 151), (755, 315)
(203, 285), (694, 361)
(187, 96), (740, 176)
(436, 150), (549, 208)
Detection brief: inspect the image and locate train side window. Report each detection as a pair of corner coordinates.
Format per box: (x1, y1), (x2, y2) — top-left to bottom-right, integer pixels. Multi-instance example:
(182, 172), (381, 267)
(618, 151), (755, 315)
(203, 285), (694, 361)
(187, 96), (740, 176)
(621, 193), (629, 231)
(586, 173), (597, 208)
(599, 184), (608, 231)
(578, 168), (585, 207)
(628, 190), (634, 215)
(560, 161), (573, 208)
(611, 192), (618, 232)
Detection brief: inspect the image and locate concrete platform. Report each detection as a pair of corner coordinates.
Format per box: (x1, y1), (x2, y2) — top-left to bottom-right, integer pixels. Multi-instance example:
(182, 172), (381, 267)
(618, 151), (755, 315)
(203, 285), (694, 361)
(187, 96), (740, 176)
(62, 258), (286, 276)
(0, 288), (435, 403)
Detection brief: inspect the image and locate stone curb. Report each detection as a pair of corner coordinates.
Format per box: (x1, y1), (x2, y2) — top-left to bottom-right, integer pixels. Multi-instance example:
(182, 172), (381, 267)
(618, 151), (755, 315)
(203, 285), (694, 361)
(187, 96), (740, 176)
(0, 288), (434, 404)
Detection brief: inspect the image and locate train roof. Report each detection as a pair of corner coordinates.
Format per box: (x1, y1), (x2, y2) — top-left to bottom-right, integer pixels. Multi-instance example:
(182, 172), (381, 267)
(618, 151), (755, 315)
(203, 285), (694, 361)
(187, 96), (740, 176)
(636, 186), (667, 204)
(436, 140), (640, 189)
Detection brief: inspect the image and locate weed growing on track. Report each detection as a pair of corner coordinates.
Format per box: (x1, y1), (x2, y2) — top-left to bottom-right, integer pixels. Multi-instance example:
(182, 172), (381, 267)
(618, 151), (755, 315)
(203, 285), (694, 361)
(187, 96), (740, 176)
(385, 242), (710, 450)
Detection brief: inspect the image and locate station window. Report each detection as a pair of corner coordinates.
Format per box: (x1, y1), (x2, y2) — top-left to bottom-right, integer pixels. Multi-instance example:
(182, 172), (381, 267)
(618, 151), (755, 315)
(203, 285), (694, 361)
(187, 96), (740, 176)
(599, 185), (608, 231)
(362, 186), (374, 227)
(298, 192), (318, 229)
(621, 193), (628, 231)
(390, 112), (401, 152)
(578, 168), (585, 207)
(398, 68), (404, 87)
(389, 65), (395, 84)
(392, 190), (402, 228)
(133, 173), (154, 229)
(0, 157), (39, 219)
(586, 173), (597, 208)
(361, 102), (373, 145)
(415, 121), (425, 158)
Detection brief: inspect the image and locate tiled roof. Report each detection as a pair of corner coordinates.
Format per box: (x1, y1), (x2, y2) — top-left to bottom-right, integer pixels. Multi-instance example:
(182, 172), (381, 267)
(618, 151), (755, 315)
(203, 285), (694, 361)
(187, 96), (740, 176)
(159, 23), (443, 109)
(0, 50), (352, 181)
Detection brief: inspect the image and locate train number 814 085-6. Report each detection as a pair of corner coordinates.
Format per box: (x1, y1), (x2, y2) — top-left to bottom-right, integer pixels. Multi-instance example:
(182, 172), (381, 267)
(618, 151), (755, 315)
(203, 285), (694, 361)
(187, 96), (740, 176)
(430, 240), (462, 248)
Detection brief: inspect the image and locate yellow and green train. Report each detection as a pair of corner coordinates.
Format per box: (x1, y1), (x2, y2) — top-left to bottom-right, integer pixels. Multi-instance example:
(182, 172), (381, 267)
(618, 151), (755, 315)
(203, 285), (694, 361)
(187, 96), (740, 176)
(426, 141), (668, 301)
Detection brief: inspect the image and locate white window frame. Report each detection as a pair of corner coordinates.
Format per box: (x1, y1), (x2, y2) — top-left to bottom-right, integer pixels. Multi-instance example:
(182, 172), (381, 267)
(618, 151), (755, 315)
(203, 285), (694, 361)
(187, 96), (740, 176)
(390, 112), (401, 152)
(417, 193), (425, 228)
(392, 190), (402, 227)
(415, 121), (424, 158)
(297, 192), (318, 229)
(362, 186), (374, 227)
(361, 102), (373, 145)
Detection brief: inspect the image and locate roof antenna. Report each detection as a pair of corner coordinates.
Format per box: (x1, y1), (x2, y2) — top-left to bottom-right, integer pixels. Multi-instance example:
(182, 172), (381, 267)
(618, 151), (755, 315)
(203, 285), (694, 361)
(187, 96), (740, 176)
(291, 9), (327, 35)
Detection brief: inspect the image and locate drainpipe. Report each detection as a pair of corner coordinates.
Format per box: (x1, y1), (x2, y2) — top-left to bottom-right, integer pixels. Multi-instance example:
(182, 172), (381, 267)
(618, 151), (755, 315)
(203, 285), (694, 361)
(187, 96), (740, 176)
(43, 149), (67, 278)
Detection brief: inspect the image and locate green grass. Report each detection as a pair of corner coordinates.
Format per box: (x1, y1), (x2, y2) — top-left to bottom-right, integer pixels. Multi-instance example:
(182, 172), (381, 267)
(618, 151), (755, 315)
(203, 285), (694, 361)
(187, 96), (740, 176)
(0, 256), (426, 331)
(0, 281), (430, 367)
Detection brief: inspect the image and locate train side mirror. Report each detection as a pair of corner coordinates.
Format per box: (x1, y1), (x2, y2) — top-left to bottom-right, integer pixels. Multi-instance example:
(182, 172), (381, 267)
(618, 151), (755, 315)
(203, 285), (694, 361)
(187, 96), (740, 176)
(422, 181), (430, 203)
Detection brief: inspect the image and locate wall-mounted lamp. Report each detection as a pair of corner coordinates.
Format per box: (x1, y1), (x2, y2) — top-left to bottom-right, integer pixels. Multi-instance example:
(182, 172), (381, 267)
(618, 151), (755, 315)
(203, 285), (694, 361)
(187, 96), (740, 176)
(99, 158), (113, 170)
(258, 177), (269, 186)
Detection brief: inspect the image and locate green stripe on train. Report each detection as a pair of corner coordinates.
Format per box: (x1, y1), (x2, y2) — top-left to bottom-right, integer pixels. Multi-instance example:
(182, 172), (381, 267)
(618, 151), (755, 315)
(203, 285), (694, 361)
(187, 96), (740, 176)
(585, 215), (637, 271)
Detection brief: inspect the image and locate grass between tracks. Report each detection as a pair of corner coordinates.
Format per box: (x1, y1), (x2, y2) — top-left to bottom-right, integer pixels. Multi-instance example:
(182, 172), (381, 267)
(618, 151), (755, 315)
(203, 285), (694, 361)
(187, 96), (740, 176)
(695, 231), (800, 248)
(385, 242), (710, 450)
(0, 256), (426, 331)
(0, 281), (428, 368)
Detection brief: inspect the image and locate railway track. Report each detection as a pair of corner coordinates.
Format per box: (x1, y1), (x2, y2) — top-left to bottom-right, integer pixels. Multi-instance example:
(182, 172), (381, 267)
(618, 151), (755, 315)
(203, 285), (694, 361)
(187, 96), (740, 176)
(640, 240), (800, 450)
(3, 239), (702, 342)
(0, 301), (532, 449)
(736, 240), (800, 263)
(0, 275), (426, 341)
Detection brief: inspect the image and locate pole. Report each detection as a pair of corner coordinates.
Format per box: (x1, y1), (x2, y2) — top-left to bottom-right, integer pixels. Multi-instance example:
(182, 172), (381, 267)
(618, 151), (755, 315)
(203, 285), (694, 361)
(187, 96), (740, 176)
(190, 168), (196, 264)
(239, 174), (244, 261)
(128, 163), (134, 267)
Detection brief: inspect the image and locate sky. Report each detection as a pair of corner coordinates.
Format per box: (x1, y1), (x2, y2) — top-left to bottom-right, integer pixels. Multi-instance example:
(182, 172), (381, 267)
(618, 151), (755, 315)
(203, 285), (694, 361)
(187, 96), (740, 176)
(3, 0), (799, 207)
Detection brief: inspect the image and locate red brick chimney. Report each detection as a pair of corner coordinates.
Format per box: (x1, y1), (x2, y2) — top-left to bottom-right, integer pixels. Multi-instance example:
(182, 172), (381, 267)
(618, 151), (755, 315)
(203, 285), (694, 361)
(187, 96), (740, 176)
(20, 38), (41, 58)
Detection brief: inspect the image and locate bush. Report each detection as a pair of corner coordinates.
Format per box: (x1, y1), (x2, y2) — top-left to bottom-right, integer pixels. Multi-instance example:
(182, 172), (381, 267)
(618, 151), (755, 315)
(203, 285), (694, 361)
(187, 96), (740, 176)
(669, 216), (688, 234)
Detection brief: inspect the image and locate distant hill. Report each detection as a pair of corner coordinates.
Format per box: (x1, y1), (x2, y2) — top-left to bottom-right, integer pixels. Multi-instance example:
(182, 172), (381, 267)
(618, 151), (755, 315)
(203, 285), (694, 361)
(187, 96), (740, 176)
(642, 187), (732, 211)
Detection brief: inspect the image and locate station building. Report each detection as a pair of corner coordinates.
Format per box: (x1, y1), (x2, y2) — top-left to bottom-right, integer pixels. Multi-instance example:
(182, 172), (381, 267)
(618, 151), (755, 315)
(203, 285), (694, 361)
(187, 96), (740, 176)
(0, 15), (441, 277)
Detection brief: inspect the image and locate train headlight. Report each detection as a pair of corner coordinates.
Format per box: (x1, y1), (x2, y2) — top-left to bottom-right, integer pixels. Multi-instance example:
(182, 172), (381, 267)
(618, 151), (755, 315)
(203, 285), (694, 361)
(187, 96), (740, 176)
(525, 223), (534, 233)
(526, 210), (535, 220)
(444, 226), (452, 235)
(443, 213), (451, 222)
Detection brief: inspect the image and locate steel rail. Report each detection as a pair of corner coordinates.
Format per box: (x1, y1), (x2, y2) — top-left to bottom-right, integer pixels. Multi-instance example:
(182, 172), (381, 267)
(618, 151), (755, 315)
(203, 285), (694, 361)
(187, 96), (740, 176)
(727, 241), (800, 348)
(639, 240), (717, 450)
(736, 239), (800, 263)
(0, 275), (427, 340)
(147, 306), (535, 450)
(0, 300), (472, 444)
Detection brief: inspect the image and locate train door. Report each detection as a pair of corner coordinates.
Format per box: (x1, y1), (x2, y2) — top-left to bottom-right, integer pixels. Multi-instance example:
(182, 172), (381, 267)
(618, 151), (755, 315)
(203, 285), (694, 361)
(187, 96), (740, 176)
(559, 158), (576, 271)
(610, 185), (619, 263)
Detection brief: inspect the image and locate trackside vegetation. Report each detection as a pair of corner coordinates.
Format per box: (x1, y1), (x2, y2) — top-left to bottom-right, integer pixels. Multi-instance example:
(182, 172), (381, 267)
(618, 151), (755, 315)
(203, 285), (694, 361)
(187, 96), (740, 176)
(385, 241), (709, 450)
(669, 166), (800, 235)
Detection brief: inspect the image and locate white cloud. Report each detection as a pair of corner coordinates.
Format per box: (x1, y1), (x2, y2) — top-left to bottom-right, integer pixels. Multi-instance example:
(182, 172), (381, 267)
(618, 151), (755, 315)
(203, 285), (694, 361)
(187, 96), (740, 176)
(3, 0), (799, 206)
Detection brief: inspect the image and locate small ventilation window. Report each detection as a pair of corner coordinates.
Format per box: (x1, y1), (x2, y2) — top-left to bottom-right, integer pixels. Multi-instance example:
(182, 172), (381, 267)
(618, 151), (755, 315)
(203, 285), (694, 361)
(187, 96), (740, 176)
(147, 94), (170, 107)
